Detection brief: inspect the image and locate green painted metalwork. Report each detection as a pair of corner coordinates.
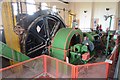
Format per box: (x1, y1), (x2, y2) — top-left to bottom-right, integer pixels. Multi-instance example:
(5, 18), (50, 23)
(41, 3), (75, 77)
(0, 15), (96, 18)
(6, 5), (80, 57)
(70, 44), (88, 64)
(81, 45), (88, 53)
(51, 28), (83, 61)
(73, 44), (82, 53)
(84, 33), (95, 42)
(70, 52), (80, 64)
(73, 44), (88, 53)
(0, 41), (30, 62)
(106, 16), (112, 55)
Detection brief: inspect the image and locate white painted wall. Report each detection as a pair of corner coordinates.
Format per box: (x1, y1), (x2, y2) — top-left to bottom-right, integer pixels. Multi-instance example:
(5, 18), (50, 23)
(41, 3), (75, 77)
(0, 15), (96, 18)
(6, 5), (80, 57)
(0, 1), (119, 30)
(69, 2), (118, 31)
(94, 2), (118, 31)
(71, 2), (92, 31)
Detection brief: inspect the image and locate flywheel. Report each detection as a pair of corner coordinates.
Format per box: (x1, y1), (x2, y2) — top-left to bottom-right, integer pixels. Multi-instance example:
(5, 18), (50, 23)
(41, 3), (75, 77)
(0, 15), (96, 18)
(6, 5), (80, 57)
(17, 10), (66, 58)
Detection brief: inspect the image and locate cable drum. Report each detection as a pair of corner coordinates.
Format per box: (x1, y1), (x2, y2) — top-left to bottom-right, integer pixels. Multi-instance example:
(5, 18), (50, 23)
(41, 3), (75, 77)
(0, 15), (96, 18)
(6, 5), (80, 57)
(51, 28), (83, 61)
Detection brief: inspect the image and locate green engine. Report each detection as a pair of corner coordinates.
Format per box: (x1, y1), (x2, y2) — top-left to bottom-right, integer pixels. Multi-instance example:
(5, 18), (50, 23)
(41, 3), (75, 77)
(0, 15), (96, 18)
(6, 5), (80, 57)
(49, 28), (95, 65)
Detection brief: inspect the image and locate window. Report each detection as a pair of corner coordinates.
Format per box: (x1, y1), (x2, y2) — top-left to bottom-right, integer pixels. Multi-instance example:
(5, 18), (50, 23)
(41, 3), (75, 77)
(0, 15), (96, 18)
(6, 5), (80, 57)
(26, 0), (36, 15)
(52, 5), (57, 13)
(12, 3), (18, 15)
(41, 3), (48, 10)
(12, 0), (36, 15)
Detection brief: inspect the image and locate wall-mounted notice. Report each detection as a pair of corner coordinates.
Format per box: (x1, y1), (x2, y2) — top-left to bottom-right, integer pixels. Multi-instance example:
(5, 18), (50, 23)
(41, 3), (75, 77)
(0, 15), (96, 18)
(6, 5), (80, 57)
(118, 18), (120, 30)
(93, 18), (99, 29)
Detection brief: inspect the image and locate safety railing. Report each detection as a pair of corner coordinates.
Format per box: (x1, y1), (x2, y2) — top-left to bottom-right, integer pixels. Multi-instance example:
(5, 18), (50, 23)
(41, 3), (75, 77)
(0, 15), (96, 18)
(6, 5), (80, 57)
(108, 45), (119, 79)
(0, 55), (76, 79)
(107, 35), (120, 79)
(0, 56), (44, 78)
(0, 36), (119, 79)
(44, 55), (76, 78)
(76, 62), (109, 78)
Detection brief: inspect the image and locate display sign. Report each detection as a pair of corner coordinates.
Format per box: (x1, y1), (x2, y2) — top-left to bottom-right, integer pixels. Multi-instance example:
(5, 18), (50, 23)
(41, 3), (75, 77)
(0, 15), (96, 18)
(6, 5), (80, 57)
(93, 18), (99, 29)
(118, 18), (120, 29)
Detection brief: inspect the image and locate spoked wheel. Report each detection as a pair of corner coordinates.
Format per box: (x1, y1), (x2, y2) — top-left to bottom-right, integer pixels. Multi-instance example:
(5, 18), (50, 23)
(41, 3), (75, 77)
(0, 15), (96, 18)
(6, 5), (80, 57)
(21, 15), (66, 58)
